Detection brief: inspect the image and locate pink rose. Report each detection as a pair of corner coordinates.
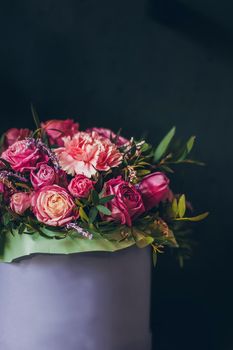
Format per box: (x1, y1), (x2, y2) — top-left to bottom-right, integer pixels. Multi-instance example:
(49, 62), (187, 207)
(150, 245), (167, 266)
(68, 175), (94, 198)
(10, 192), (31, 215)
(139, 172), (170, 211)
(31, 185), (77, 226)
(55, 131), (122, 178)
(1, 140), (48, 173)
(4, 128), (31, 149)
(87, 127), (129, 147)
(102, 176), (145, 226)
(41, 119), (79, 146)
(30, 164), (56, 190)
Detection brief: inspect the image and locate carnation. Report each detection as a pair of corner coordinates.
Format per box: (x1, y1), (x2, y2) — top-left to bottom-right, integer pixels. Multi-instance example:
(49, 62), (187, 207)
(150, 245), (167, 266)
(55, 131), (122, 178)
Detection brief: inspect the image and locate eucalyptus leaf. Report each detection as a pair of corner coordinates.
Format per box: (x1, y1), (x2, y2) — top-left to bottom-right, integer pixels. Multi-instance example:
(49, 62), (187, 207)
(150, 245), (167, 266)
(153, 126), (176, 162)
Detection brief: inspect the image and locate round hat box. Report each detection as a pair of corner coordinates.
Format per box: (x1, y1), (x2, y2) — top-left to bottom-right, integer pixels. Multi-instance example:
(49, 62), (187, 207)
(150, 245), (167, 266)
(0, 245), (152, 350)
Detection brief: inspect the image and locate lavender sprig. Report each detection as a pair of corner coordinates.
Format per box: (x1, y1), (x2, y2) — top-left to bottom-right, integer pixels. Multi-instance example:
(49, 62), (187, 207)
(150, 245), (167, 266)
(0, 170), (28, 183)
(26, 137), (60, 170)
(66, 222), (93, 240)
(0, 170), (29, 190)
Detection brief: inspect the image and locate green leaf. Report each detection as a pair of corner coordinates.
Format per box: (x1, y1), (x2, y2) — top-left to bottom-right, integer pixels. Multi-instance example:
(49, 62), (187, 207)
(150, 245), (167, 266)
(159, 165), (174, 173)
(99, 195), (115, 204)
(178, 136), (196, 161)
(175, 212), (209, 222)
(134, 232), (154, 248)
(187, 136), (196, 153)
(153, 126), (176, 162)
(79, 207), (89, 222)
(140, 143), (151, 153)
(30, 103), (41, 129)
(91, 190), (99, 205)
(152, 250), (157, 267)
(178, 194), (186, 218)
(96, 205), (112, 216)
(18, 223), (26, 235)
(136, 169), (151, 176)
(89, 207), (98, 224)
(171, 198), (178, 217)
(2, 211), (12, 226)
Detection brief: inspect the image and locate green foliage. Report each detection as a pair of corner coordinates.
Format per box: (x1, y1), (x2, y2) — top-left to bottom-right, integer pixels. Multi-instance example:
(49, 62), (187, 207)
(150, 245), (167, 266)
(175, 212), (209, 222)
(96, 205), (112, 216)
(153, 126), (176, 162)
(30, 103), (41, 130)
(178, 194), (186, 218)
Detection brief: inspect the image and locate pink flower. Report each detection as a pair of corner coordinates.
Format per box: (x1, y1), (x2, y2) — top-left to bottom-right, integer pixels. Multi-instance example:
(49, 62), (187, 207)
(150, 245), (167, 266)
(139, 172), (170, 211)
(10, 192), (31, 215)
(1, 140), (48, 173)
(102, 176), (145, 226)
(87, 127), (129, 147)
(68, 175), (94, 198)
(30, 164), (56, 190)
(4, 128), (31, 148)
(55, 131), (122, 178)
(31, 185), (77, 226)
(41, 119), (79, 146)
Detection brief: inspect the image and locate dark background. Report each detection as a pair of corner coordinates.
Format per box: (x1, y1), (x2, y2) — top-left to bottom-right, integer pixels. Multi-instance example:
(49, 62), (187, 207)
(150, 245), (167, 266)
(0, 1), (232, 349)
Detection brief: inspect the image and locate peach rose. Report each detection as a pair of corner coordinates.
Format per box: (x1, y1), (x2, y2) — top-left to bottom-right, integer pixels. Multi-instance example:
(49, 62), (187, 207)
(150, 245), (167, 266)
(31, 185), (77, 226)
(10, 192), (31, 215)
(41, 119), (79, 146)
(55, 131), (122, 178)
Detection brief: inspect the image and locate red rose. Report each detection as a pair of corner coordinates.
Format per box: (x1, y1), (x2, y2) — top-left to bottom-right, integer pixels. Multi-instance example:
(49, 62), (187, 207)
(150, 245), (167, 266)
(4, 128), (31, 149)
(139, 172), (170, 210)
(41, 119), (79, 146)
(102, 176), (145, 226)
(68, 175), (94, 198)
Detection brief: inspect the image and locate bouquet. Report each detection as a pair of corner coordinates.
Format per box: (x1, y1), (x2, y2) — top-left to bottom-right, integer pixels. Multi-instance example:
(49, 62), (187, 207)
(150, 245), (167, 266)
(0, 108), (208, 263)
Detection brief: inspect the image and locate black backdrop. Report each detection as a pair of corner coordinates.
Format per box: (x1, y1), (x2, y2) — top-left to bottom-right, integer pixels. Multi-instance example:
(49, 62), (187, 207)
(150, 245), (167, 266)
(0, 1), (232, 349)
